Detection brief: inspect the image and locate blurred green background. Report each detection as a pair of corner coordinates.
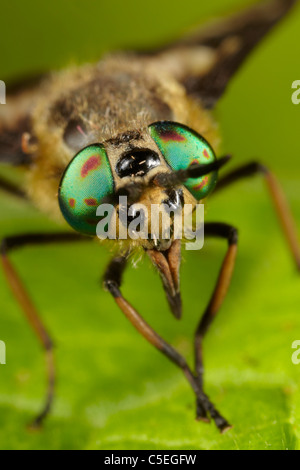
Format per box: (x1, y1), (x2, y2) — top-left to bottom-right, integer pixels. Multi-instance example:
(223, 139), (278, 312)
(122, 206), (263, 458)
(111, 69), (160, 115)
(0, 0), (300, 450)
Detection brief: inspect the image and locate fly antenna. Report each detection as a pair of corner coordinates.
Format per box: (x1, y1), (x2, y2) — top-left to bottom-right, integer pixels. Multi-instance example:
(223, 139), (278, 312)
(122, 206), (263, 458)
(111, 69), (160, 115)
(153, 155), (231, 189)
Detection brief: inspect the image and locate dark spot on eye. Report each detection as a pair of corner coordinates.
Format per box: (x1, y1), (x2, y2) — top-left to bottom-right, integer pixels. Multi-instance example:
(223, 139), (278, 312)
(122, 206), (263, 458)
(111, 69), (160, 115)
(84, 198), (98, 206)
(63, 119), (88, 150)
(160, 130), (186, 142)
(116, 148), (160, 178)
(69, 198), (75, 208)
(193, 176), (209, 191)
(81, 155), (101, 178)
(203, 149), (210, 159)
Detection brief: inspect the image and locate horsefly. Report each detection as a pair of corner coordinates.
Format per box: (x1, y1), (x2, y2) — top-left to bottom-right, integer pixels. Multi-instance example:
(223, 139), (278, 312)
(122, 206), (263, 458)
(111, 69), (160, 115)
(0, 0), (299, 432)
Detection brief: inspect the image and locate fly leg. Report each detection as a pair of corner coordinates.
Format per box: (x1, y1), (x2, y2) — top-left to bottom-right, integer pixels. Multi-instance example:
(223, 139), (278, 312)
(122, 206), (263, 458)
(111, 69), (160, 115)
(104, 254), (230, 432)
(214, 161), (300, 270)
(0, 174), (27, 199)
(1, 232), (87, 427)
(194, 223), (238, 431)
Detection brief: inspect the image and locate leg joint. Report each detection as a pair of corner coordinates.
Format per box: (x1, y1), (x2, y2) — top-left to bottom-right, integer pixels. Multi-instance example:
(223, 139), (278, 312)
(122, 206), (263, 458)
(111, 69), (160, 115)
(205, 223), (238, 245)
(103, 255), (128, 297)
(228, 226), (238, 245)
(246, 161), (268, 175)
(104, 279), (121, 298)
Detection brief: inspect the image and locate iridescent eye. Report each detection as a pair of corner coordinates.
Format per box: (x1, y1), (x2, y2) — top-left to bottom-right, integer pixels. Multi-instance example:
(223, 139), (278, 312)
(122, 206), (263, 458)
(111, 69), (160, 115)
(149, 121), (218, 200)
(58, 144), (114, 235)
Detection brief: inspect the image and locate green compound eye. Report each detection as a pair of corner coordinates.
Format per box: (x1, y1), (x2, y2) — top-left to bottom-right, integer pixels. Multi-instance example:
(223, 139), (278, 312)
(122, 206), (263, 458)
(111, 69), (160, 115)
(58, 144), (114, 235)
(149, 121), (218, 200)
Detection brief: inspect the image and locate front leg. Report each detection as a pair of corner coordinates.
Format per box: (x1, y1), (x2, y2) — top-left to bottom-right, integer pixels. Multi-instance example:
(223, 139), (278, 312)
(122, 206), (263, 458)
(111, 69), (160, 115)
(194, 223), (238, 424)
(103, 253), (231, 432)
